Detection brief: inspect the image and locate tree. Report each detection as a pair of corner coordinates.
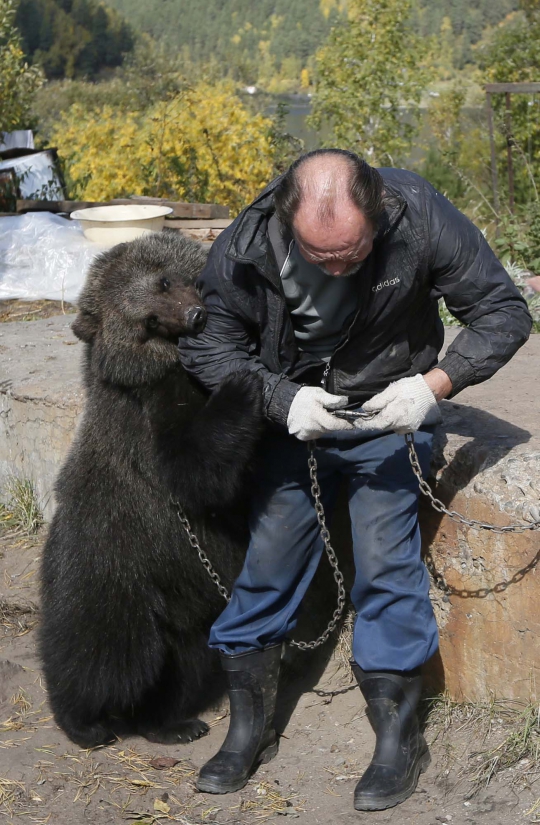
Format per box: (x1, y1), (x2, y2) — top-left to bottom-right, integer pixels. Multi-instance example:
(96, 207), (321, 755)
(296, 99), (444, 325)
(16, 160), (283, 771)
(50, 79), (275, 214)
(15, 0), (135, 80)
(422, 86), (493, 221)
(0, 0), (43, 131)
(308, 0), (427, 165)
(520, 0), (540, 18)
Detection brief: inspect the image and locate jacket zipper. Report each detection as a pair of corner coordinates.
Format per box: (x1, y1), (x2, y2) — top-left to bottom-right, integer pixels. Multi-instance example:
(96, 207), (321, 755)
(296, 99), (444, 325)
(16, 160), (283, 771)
(322, 303), (364, 392)
(322, 252), (378, 392)
(265, 239), (290, 375)
(321, 361), (331, 388)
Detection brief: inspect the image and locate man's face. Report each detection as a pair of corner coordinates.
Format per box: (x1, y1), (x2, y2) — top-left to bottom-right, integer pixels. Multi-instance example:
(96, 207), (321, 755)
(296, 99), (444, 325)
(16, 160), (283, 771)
(292, 205), (375, 277)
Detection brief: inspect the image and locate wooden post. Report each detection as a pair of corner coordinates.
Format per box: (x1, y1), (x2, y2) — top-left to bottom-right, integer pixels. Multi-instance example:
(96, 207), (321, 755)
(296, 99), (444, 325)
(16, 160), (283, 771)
(486, 92), (500, 224)
(485, 83), (540, 221)
(505, 92), (515, 214)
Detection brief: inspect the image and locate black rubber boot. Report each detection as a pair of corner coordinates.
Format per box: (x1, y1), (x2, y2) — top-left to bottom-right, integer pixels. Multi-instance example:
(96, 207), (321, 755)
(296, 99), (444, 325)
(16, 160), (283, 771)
(196, 645), (281, 794)
(351, 664), (430, 811)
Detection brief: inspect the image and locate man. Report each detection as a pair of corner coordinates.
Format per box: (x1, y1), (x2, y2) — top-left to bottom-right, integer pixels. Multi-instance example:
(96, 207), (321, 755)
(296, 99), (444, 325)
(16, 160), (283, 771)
(178, 150), (532, 811)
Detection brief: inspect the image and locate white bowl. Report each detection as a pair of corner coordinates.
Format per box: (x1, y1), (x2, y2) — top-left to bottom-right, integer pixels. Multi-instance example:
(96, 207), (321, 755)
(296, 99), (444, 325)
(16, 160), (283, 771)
(70, 205), (173, 244)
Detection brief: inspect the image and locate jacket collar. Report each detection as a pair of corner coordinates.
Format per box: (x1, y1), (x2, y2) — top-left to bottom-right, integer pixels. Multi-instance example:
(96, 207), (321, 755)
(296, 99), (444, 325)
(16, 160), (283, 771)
(225, 174), (407, 284)
(225, 177), (283, 284)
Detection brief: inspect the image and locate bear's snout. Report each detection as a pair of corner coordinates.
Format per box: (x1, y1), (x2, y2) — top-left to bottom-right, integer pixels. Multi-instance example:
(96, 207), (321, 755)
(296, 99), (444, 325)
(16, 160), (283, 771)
(185, 305), (207, 334)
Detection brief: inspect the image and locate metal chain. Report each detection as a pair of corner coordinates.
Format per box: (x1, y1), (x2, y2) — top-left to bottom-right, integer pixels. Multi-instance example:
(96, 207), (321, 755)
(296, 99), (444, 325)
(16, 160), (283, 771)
(289, 443), (347, 650)
(174, 431), (540, 652)
(173, 506), (232, 604)
(406, 431), (540, 598)
(423, 543), (540, 600)
(405, 433), (540, 534)
(172, 441), (347, 652)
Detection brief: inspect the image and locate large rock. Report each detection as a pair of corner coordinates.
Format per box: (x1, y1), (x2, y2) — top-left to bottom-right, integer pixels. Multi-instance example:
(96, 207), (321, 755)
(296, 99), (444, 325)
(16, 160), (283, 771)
(422, 336), (540, 701)
(0, 319), (539, 700)
(0, 315), (83, 520)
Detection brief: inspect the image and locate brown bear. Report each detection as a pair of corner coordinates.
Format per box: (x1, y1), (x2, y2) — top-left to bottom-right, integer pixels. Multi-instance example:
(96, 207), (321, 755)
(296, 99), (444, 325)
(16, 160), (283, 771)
(39, 231), (264, 749)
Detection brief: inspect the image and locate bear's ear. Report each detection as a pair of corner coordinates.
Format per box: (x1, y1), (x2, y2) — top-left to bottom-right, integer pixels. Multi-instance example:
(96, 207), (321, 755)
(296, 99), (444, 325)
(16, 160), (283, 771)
(72, 310), (100, 342)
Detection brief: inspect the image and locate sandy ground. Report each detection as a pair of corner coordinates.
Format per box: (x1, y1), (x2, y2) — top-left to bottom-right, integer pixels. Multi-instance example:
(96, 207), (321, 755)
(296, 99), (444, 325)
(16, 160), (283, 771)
(1, 524), (540, 825)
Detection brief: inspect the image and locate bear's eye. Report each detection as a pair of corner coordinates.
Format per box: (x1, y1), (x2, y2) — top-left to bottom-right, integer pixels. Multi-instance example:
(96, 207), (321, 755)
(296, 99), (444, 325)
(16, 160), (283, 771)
(160, 277), (171, 292)
(146, 315), (159, 330)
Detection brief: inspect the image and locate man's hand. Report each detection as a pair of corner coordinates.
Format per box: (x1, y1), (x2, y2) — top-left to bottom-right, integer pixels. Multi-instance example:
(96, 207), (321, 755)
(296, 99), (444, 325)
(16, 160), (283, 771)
(352, 374), (445, 435)
(287, 387), (352, 441)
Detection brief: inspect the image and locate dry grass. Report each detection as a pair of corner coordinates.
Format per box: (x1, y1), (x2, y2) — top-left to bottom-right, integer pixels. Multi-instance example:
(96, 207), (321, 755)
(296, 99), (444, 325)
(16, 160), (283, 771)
(333, 606), (354, 673)
(0, 599), (39, 640)
(0, 477), (43, 536)
(19, 745), (306, 823)
(0, 688), (38, 734)
(230, 780), (306, 821)
(424, 692), (540, 798)
(33, 746), (201, 818)
(0, 776), (26, 817)
(0, 299), (76, 323)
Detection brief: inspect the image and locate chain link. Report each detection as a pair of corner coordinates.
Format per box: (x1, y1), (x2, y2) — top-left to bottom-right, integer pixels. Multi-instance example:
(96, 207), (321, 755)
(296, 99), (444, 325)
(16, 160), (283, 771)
(405, 433), (540, 534)
(406, 432), (540, 598)
(423, 543), (540, 600)
(288, 442), (347, 650)
(173, 506), (232, 603)
(172, 440), (347, 652)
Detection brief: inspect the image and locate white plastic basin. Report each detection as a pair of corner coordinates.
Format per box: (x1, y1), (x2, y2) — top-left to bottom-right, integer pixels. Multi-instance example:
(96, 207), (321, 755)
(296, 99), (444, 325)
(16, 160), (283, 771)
(70, 205), (173, 244)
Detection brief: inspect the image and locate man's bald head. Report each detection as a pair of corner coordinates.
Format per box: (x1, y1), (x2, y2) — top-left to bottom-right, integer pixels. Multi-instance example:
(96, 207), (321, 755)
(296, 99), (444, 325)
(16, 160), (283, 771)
(274, 150), (384, 276)
(274, 150), (383, 232)
(294, 153), (359, 225)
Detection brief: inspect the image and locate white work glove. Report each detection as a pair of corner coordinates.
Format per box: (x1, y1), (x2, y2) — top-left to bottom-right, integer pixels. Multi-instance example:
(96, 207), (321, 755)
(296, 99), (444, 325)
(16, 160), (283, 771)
(287, 387), (353, 441)
(353, 375), (442, 435)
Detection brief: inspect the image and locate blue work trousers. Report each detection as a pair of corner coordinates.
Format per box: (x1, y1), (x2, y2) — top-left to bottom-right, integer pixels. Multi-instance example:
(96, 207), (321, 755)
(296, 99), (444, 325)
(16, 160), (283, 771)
(209, 427), (439, 672)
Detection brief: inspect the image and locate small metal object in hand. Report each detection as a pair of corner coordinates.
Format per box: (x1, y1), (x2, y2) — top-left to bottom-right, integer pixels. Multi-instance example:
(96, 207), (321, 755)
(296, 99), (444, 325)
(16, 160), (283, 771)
(333, 406), (378, 421)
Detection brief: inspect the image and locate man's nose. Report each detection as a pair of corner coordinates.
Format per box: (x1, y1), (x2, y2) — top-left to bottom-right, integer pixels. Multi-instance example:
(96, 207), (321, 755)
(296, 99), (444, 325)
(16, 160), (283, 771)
(325, 260), (349, 276)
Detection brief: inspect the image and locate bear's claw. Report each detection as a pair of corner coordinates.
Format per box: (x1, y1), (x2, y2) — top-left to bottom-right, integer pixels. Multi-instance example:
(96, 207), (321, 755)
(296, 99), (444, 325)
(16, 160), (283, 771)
(143, 718), (210, 744)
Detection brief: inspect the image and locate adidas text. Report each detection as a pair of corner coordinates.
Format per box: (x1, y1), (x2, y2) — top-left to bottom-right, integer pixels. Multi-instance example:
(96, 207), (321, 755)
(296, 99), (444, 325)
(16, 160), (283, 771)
(372, 277), (400, 293)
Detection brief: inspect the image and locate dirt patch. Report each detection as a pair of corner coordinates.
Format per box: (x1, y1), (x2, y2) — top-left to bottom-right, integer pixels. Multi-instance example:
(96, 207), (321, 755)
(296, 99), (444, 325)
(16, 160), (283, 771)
(0, 524), (539, 825)
(0, 300), (76, 323)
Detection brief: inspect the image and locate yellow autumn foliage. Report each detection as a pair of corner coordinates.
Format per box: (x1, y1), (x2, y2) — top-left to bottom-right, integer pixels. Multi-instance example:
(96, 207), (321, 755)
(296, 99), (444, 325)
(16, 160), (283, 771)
(51, 80), (275, 214)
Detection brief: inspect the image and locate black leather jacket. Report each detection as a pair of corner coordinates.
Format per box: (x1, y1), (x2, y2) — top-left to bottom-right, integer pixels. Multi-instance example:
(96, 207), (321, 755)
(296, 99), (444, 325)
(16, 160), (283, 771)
(179, 168), (532, 425)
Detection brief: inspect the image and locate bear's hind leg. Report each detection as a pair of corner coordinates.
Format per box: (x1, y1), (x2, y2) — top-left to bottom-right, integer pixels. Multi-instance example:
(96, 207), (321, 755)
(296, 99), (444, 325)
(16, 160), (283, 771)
(141, 717), (209, 745)
(134, 645), (215, 745)
(53, 706), (118, 749)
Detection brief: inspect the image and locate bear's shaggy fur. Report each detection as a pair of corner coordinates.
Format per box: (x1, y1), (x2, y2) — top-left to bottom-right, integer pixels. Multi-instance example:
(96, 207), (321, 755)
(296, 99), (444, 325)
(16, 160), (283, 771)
(39, 232), (264, 749)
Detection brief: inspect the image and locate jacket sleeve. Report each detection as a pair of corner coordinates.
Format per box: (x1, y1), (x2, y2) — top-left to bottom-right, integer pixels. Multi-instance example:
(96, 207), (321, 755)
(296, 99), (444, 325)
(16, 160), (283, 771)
(426, 186), (533, 396)
(177, 240), (300, 426)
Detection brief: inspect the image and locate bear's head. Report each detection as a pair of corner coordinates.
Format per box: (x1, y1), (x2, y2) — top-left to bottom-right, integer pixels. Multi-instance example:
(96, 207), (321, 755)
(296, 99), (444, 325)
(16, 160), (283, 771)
(73, 231), (208, 387)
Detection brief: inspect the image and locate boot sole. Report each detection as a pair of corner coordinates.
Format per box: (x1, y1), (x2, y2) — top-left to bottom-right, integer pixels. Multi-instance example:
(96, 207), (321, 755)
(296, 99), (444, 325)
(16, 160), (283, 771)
(196, 741), (279, 795)
(354, 749), (431, 811)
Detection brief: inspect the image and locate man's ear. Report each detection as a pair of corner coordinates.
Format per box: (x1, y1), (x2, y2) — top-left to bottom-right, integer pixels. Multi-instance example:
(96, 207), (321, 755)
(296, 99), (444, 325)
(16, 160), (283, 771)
(72, 310), (100, 342)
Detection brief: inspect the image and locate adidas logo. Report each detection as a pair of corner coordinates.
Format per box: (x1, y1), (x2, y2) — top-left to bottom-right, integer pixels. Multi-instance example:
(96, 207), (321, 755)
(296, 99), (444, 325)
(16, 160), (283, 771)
(372, 277), (400, 293)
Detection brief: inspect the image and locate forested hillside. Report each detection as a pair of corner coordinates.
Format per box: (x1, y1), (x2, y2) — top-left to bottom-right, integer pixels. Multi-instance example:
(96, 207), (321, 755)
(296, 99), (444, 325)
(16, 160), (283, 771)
(413, 0), (519, 68)
(15, 0), (521, 86)
(15, 0), (134, 79)
(102, 0), (342, 90)
(415, 0), (518, 39)
(103, 0), (519, 85)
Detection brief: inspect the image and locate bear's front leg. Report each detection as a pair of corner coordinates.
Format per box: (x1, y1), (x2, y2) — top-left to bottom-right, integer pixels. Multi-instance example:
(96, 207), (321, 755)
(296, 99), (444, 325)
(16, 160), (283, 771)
(155, 371), (264, 515)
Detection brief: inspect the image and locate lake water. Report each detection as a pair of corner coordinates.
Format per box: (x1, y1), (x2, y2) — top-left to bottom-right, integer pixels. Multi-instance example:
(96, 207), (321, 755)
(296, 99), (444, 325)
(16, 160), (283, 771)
(263, 94), (489, 169)
(265, 94), (324, 150)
